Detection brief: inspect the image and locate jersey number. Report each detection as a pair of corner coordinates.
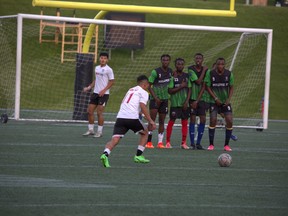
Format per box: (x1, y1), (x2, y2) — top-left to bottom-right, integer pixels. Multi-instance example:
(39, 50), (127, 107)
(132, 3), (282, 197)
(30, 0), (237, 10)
(126, 93), (134, 103)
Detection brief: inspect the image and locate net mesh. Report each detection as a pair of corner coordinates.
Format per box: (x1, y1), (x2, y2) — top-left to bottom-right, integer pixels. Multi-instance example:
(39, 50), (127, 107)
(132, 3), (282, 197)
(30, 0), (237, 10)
(0, 15), (269, 127)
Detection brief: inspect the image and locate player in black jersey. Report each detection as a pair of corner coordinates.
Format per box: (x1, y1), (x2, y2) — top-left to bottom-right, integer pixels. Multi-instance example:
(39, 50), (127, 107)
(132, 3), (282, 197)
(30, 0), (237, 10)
(146, 54), (172, 149)
(204, 58), (234, 151)
(188, 53), (209, 150)
(166, 58), (191, 149)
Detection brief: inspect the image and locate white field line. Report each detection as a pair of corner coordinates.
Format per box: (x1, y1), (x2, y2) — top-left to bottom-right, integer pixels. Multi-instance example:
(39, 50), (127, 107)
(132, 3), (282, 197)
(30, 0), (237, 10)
(1, 203), (287, 209)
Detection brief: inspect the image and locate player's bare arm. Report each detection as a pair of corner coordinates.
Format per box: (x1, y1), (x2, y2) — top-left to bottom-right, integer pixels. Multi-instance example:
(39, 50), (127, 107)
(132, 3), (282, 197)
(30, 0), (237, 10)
(83, 80), (95, 92)
(140, 102), (156, 130)
(195, 66), (208, 85)
(206, 85), (221, 106)
(148, 83), (161, 105)
(183, 88), (191, 110)
(224, 85), (234, 106)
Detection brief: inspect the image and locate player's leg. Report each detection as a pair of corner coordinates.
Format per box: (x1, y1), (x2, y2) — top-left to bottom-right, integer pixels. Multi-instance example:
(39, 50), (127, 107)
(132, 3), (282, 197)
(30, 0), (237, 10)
(223, 105), (233, 151)
(166, 107), (176, 148)
(133, 120), (150, 163)
(195, 101), (206, 150)
(207, 104), (217, 151)
(156, 113), (166, 148)
(94, 94), (109, 138)
(220, 111), (237, 141)
(156, 100), (168, 148)
(100, 118), (127, 168)
(83, 103), (97, 136)
(181, 109), (189, 150)
(196, 114), (206, 150)
(189, 113), (196, 149)
(146, 105), (158, 148)
(95, 104), (105, 137)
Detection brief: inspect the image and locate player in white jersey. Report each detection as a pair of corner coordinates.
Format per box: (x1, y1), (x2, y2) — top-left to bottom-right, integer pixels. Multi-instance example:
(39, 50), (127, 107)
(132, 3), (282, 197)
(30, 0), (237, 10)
(82, 52), (114, 138)
(100, 75), (156, 168)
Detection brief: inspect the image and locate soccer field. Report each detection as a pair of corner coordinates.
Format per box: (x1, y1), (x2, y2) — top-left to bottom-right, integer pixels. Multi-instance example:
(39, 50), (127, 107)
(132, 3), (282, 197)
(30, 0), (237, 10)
(0, 120), (288, 216)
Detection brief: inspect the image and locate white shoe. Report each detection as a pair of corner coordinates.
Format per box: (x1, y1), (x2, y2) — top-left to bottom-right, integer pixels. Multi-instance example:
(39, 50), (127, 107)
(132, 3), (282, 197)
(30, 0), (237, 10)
(82, 130), (94, 136)
(94, 132), (103, 138)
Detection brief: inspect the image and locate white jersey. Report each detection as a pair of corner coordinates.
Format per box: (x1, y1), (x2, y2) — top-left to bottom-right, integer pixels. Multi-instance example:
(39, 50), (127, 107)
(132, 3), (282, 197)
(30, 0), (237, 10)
(117, 85), (149, 119)
(93, 64), (114, 94)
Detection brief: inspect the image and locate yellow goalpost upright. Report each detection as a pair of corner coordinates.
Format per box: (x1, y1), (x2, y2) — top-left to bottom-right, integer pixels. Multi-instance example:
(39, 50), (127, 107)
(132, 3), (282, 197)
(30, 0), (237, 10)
(32, 0), (237, 54)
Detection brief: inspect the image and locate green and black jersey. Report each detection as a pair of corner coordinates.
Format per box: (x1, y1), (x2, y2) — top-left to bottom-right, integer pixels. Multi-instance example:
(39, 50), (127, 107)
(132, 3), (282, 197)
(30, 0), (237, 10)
(188, 65), (210, 102)
(148, 67), (172, 100)
(204, 69), (234, 103)
(168, 72), (191, 107)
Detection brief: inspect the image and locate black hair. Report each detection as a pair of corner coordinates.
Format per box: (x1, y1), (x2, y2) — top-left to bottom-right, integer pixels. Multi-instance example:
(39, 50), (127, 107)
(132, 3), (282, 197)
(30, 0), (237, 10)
(99, 52), (109, 58)
(216, 57), (226, 64)
(194, 53), (203, 58)
(161, 54), (171, 60)
(137, 75), (148, 83)
(174, 57), (185, 65)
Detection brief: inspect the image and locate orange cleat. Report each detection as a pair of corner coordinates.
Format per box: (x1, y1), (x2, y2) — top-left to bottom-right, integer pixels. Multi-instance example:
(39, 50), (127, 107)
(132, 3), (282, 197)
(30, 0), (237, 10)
(145, 142), (154, 149)
(157, 142), (165, 148)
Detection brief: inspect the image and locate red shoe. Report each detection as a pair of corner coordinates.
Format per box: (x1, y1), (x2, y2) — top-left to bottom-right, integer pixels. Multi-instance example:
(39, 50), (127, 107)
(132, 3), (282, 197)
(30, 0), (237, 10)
(157, 142), (165, 148)
(165, 141), (172, 149)
(207, 145), (214, 151)
(145, 142), (154, 149)
(224, 145), (232, 151)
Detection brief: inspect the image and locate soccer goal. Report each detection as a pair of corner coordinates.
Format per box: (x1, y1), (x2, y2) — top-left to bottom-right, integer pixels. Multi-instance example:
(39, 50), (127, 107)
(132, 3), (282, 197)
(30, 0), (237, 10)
(0, 14), (272, 129)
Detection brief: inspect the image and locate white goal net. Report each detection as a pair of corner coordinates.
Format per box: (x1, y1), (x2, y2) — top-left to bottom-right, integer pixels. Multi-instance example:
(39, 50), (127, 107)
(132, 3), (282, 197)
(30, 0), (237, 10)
(0, 14), (272, 129)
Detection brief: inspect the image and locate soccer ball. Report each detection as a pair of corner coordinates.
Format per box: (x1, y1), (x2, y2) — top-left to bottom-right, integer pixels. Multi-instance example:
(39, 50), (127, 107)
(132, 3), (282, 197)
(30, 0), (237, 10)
(218, 153), (232, 167)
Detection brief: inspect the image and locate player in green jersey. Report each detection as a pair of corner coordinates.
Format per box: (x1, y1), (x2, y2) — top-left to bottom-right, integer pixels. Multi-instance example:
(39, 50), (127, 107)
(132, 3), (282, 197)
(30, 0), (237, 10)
(204, 57), (234, 151)
(166, 58), (191, 149)
(188, 53), (209, 150)
(145, 54), (173, 149)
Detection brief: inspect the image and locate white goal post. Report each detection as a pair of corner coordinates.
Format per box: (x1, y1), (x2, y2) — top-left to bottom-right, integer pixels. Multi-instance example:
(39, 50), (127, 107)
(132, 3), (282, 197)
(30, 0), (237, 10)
(1, 14), (272, 129)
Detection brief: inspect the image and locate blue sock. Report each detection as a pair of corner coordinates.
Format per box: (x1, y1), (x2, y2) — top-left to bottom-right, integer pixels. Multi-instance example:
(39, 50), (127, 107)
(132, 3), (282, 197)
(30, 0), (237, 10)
(189, 123), (195, 145)
(196, 123), (205, 145)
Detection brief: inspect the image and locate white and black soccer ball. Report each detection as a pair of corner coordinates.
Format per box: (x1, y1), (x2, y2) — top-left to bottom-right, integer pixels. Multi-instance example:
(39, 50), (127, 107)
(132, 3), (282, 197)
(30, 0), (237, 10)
(218, 153), (232, 167)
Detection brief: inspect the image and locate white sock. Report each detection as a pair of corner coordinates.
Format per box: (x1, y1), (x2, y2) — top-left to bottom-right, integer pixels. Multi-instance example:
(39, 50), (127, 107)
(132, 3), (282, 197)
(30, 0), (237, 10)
(104, 148), (111, 155)
(88, 124), (94, 131)
(98, 125), (103, 133)
(158, 133), (164, 143)
(138, 145), (145, 152)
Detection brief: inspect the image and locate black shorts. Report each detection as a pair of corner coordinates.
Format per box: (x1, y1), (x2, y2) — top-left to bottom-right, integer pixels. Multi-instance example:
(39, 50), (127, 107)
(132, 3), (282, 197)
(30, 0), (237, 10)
(189, 100), (208, 116)
(149, 99), (168, 114)
(89, 93), (109, 106)
(113, 118), (146, 137)
(209, 103), (233, 118)
(169, 107), (190, 120)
